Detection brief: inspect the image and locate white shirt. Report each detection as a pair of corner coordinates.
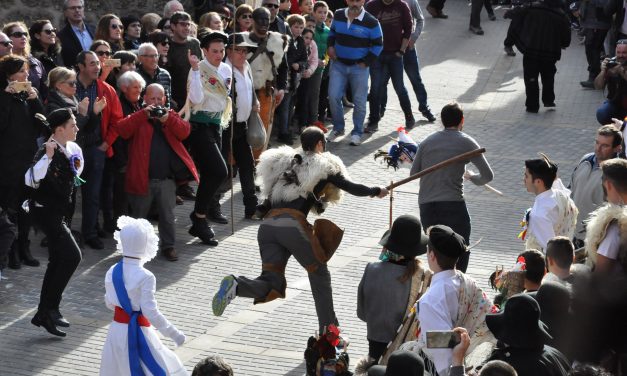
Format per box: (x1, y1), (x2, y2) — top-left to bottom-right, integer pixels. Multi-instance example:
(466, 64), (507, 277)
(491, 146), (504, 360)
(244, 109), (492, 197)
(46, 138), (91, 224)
(597, 222), (623, 274)
(188, 60), (232, 112)
(528, 179), (573, 251)
(25, 140), (83, 188)
(418, 269), (460, 375)
(226, 57), (254, 123)
(344, 7), (366, 27)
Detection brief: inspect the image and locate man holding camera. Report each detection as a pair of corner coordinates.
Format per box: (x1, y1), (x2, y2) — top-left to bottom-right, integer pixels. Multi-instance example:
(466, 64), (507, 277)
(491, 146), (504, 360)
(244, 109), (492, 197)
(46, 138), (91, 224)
(114, 84), (198, 261)
(595, 40), (627, 124)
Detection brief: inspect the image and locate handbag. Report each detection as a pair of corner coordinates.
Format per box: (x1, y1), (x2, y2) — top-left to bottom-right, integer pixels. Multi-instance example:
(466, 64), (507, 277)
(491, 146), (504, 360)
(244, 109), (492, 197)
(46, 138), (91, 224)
(246, 110), (266, 149)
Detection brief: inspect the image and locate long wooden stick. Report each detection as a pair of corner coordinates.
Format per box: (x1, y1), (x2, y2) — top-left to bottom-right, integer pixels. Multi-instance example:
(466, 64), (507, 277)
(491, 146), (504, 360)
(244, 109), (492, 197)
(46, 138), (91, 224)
(389, 180), (393, 228)
(386, 148), (486, 190)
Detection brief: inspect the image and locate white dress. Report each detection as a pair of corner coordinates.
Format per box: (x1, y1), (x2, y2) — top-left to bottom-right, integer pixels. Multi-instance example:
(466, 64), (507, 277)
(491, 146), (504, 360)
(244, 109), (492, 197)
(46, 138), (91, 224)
(99, 258), (188, 376)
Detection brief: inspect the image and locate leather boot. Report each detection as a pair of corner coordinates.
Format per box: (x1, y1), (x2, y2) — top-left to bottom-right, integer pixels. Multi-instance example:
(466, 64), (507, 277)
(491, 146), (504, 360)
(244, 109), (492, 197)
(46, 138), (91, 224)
(8, 242), (21, 269)
(19, 239), (39, 267)
(49, 309), (70, 327)
(31, 310), (66, 337)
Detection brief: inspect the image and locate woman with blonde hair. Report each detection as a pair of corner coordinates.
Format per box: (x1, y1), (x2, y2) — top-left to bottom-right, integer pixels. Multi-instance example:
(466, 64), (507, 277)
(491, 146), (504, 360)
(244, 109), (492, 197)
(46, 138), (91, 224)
(95, 14), (124, 52)
(3, 21), (47, 98)
(199, 12), (223, 31)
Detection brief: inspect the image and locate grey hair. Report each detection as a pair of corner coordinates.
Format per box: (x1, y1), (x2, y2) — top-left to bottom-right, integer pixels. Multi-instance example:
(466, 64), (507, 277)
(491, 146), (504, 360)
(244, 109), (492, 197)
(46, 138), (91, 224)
(63, 0), (85, 9)
(117, 71), (146, 90)
(137, 42), (158, 57)
(164, 0), (184, 18)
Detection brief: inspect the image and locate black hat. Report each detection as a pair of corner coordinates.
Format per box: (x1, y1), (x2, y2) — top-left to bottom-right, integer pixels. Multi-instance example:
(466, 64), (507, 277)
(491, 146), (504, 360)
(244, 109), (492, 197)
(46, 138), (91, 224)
(428, 225), (466, 259)
(486, 293), (552, 349)
(368, 350), (431, 376)
(42, 108), (73, 132)
(227, 33), (257, 48)
(200, 31), (228, 48)
(379, 215), (428, 258)
(531, 282), (570, 335)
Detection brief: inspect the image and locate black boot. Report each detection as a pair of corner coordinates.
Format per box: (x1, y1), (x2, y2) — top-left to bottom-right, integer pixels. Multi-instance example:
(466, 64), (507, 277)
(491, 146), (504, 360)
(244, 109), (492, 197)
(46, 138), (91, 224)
(189, 212), (218, 246)
(19, 239), (39, 267)
(31, 310), (66, 337)
(8, 242), (21, 269)
(49, 309), (70, 327)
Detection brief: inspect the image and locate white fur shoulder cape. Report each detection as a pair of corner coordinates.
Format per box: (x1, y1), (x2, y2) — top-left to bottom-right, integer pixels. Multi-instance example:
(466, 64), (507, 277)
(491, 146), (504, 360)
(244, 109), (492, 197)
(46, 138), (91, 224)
(256, 146), (350, 207)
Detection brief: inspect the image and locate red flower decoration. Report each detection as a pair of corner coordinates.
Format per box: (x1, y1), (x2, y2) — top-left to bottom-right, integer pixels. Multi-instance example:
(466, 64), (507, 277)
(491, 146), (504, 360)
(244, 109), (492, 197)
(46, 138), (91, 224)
(326, 324), (341, 347)
(209, 77), (217, 86)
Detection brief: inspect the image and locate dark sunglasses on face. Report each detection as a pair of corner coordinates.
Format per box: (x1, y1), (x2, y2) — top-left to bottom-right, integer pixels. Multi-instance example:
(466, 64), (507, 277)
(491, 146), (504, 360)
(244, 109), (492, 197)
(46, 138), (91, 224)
(263, 3), (280, 8)
(96, 50), (112, 57)
(64, 80), (77, 87)
(111, 24), (123, 30)
(240, 14), (253, 19)
(0, 41), (12, 47)
(10, 32), (28, 38)
(43, 28), (58, 35)
(159, 41), (169, 46)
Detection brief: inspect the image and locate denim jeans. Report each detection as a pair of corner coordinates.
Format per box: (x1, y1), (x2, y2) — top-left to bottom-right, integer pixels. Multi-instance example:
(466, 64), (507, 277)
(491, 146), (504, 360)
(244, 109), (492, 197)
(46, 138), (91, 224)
(596, 100), (627, 125)
(81, 146), (106, 240)
(328, 60), (369, 136)
(369, 53), (413, 123)
(381, 48), (429, 114)
(274, 90), (294, 135)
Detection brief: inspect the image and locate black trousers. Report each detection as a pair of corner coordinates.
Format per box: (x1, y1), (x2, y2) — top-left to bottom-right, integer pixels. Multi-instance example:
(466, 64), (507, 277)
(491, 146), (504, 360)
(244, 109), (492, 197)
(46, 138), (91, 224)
(32, 206), (82, 312)
(523, 55), (557, 111)
(189, 123), (228, 216)
(369, 340), (388, 360)
(419, 201), (471, 272)
(584, 28), (609, 78)
(0, 210), (16, 270)
(209, 124), (259, 216)
(470, 0), (494, 27)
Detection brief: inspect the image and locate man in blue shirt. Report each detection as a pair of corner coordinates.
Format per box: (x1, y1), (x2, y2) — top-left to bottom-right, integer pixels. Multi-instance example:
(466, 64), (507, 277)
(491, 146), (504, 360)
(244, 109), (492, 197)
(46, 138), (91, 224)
(326, 0), (382, 146)
(58, 0), (95, 68)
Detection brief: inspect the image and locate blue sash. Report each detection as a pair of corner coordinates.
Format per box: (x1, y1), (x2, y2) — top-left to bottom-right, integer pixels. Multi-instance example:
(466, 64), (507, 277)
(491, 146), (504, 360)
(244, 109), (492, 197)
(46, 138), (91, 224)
(112, 261), (166, 376)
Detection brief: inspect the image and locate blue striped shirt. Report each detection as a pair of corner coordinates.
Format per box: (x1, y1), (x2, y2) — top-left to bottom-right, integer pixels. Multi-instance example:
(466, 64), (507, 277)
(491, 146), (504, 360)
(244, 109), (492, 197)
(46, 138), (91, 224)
(328, 8), (383, 66)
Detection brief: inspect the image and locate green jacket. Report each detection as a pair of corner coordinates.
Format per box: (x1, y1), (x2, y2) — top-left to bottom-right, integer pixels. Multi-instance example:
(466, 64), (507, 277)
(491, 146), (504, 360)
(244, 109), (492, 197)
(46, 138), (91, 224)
(313, 23), (330, 73)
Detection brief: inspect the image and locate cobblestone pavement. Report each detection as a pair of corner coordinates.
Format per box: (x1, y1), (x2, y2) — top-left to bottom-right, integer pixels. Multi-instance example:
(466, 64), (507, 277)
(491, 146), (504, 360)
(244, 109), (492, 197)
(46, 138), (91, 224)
(0, 0), (602, 374)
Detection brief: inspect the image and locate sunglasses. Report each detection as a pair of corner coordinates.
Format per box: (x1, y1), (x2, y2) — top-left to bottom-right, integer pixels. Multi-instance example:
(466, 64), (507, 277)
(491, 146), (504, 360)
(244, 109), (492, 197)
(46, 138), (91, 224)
(10, 32), (28, 38)
(158, 41), (169, 46)
(43, 28), (58, 35)
(64, 80), (77, 87)
(240, 14), (253, 19)
(111, 24), (124, 30)
(0, 41), (12, 47)
(263, 3), (280, 8)
(96, 50), (112, 57)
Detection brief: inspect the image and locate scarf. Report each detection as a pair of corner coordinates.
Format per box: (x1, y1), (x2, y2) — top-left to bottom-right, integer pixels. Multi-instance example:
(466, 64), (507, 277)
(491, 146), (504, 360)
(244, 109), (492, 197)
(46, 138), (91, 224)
(180, 60), (232, 128)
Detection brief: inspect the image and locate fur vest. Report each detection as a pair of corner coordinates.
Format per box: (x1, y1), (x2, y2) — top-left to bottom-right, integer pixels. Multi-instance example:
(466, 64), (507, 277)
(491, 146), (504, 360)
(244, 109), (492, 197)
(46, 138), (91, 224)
(585, 204), (627, 269)
(244, 31), (287, 90)
(256, 146), (349, 211)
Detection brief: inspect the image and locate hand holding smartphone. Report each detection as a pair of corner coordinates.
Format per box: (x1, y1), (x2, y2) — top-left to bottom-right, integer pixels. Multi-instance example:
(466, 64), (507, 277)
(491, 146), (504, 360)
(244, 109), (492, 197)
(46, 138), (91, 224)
(426, 330), (461, 349)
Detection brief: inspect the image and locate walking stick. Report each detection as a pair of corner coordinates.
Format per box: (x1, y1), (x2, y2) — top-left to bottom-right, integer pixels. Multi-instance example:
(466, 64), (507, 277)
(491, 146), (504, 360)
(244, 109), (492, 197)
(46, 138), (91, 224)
(389, 180), (393, 229)
(386, 148), (486, 190)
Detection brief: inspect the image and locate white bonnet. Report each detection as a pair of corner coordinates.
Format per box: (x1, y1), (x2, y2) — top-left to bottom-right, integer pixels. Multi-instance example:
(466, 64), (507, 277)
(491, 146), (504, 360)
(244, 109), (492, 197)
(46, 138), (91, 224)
(113, 216), (159, 262)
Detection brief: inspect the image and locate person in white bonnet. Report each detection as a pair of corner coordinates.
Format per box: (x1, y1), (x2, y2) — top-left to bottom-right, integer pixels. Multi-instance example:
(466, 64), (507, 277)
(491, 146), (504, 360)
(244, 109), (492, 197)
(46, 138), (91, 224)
(100, 216), (188, 376)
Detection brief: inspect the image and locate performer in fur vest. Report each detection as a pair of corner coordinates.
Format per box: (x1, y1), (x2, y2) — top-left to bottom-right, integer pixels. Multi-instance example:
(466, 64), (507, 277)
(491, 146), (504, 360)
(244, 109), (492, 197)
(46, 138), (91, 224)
(585, 158), (627, 275)
(100, 216), (187, 376)
(212, 127), (388, 334)
(244, 7), (289, 159)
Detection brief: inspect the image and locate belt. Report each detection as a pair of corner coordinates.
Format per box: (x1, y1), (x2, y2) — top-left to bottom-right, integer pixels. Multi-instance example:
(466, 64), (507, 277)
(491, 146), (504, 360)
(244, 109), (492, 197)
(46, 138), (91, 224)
(113, 306), (151, 327)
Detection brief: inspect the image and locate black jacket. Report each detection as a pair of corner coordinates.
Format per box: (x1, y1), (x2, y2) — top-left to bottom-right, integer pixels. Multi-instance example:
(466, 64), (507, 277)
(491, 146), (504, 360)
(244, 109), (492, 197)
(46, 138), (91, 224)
(510, 2), (571, 61)
(58, 21), (95, 69)
(605, 0), (626, 34)
(286, 35), (308, 93)
(486, 345), (571, 376)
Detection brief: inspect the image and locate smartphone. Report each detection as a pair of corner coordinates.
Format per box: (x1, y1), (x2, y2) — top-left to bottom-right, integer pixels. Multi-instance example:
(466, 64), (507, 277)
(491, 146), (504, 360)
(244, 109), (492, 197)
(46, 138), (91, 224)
(426, 330), (461, 348)
(10, 81), (31, 92)
(103, 58), (121, 68)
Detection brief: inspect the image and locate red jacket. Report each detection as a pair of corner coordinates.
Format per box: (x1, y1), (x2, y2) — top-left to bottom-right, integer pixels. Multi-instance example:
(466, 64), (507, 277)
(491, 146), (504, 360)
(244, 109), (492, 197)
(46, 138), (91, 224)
(96, 79), (123, 158)
(114, 109), (199, 196)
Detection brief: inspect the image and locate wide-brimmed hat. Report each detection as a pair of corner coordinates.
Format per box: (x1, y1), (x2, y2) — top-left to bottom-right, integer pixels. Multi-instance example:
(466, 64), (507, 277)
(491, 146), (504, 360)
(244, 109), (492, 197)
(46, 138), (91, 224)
(368, 350), (431, 376)
(114, 216), (159, 262)
(227, 32), (257, 48)
(486, 293), (552, 349)
(427, 225), (467, 259)
(378, 215), (428, 258)
(199, 31), (228, 47)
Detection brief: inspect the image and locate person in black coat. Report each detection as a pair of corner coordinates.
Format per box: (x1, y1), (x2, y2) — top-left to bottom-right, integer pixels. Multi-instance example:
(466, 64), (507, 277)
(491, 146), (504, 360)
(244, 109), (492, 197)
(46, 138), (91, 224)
(57, 0), (95, 69)
(508, 0), (571, 113)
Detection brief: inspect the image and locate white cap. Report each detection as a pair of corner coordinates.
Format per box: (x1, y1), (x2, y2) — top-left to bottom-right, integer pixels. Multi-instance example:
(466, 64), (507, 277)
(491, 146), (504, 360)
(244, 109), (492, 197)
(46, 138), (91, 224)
(114, 216), (159, 262)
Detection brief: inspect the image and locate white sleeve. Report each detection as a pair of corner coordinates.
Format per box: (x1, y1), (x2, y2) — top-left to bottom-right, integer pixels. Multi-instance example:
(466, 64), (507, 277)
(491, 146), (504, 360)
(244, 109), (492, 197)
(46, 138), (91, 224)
(529, 207), (556, 250)
(24, 153), (51, 188)
(418, 299), (454, 375)
(597, 223), (620, 260)
(188, 69), (204, 105)
(139, 273), (173, 333)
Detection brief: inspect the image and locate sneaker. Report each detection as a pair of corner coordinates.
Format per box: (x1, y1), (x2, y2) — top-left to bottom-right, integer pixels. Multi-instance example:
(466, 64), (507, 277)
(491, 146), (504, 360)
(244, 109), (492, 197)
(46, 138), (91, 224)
(405, 114), (416, 130)
(421, 109), (436, 122)
(469, 26), (484, 35)
(188, 212), (219, 246)
(213, 275), (237, 316)
(327, 130), (345, 142)
(313, 121), (328, 133)
(349, 134), (362, 146)
(580, 79), (595, 89)
(504, 46), (516, 56)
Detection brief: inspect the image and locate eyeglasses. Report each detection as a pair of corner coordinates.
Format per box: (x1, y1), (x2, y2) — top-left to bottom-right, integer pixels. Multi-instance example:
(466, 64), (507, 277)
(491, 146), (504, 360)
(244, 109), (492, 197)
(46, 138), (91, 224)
(0, 41), (12, 47)
(65, 5), (83, 11)
(111, 24), (124, 30)
(158, 41), (169, 46)
(141, 54), (159, 58)
(64, 80), (77, 87)
(232, 47), (248, 54)
(96, 50), (112, 57)
(10, 32), (28, 38)
(221, 15), (232, 22)
(240, 14), (253, 19)
(263, 3), (280, 9)
(173, 21), (191, 27)
(43, 28), (58, 35)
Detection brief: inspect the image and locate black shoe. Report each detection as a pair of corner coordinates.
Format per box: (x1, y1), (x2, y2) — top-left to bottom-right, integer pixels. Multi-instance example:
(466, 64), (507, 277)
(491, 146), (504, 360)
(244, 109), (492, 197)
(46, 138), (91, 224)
(97, 228), (112, 239)
(177, 184), (196, 200)
(49, 309), (70, 328)
(544, 102), (556, 107)
(208, 210), (229, 224)
(405, 114), (416, 130)
(277, 133), (294, 146)
(189, 212), (219, 246)
(526, 107), (539, 113)
(421, 109), (436, 122)
(580, 79), (595, 89)
(85, 237), (104, 250)
(176, 195), (184, 205)
(488, 12), (496, 21)
(469, 26), (484, 35)
(40, 237), (48, 248)
(245, 213), (262, 220)
(19, 240), (40, 267)
(31, 310), (66, 337)
(161, 247), (179, 261)
(364, 121), (378, 134)
(8, 247), (21, 269)
(504, 46), (516, 56)
(342, 96), (355, 108)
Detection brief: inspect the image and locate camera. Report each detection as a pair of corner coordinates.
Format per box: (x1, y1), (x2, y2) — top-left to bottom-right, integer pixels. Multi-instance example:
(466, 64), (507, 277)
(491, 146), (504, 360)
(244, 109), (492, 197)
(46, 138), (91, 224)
(149, 106), (167, 118)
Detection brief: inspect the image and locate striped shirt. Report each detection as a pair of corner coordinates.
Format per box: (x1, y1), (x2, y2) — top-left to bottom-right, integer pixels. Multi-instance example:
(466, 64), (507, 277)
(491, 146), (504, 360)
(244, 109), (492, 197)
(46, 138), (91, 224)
(328, 7), (383, 66)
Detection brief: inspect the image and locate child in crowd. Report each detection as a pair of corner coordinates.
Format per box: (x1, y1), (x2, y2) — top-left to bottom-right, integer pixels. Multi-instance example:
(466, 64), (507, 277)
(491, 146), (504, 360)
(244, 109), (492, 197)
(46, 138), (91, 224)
(313, 2), (331, 126)
(299, 0), (313, 15)
(277, 14), (309, 144)
(295, 27), (319, 133)
(325, 9), (333, 28)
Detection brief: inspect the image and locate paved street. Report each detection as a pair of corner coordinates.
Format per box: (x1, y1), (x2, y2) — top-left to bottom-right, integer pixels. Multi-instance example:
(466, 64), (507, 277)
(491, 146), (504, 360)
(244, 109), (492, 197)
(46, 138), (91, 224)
(0, 0), (602, 374)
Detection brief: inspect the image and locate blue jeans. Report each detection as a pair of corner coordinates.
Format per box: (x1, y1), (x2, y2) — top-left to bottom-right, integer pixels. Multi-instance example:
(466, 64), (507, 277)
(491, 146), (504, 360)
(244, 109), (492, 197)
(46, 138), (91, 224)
(403, 48), (429, 111)
(596, 100), (627, 125)
(81, 146), (106, 239)
(274, 90), (293, 135)
(328, 60), (369, 136)
(369, 53), (413, 123)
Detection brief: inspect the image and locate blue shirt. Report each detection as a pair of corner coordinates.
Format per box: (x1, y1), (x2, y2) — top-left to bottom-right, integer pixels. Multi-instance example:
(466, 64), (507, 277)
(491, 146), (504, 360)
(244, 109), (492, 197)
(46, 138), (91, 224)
(71, 24), (93, 52)
(328, 7), (383, 66)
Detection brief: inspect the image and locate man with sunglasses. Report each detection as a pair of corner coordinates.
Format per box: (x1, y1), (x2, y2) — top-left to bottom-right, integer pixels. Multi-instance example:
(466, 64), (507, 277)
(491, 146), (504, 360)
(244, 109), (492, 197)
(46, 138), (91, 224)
(0, 32), (12, 57)
(58, 0), (95, 69)
(264, 0), (291, 35)
(167, 11), (202, 112)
